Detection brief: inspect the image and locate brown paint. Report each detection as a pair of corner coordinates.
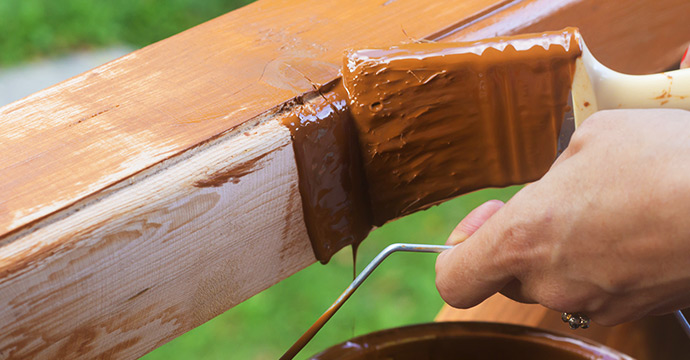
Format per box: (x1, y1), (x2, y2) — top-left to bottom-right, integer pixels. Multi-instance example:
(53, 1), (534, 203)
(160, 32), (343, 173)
(0, 237), (77, 279)
(288, 29), (580, 263)
(1, 0), (522, 242)
(3, 1), (690, 358)
(193, 150), (274, 187)
(282, 82), (372, 263)
(655, 90), (669, 99)
(6, 0), (686, 246)
(437, 296), (690, 360)
(281, 29), (582, 358)
(281, 266), (372, 360)
(351, 243), (358, 280)
(56, 327), (98, 358)
(449, 0), (690, 75)
(344, 28), (580, 225)
(95, 336), (142, 359)
(311, 322), (631, 359)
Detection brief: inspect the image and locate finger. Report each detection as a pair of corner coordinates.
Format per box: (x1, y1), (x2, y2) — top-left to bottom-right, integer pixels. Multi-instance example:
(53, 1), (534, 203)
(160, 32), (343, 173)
(436, 206), (516, 308)
(447, 200), (505, 245)
(499, 279), (538, 304)
(682, 46), (690, 69)
(587, 300), (645, 327)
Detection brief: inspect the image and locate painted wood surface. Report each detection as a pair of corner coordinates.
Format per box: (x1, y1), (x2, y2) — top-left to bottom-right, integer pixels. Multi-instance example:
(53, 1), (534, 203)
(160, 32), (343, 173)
(443, 0), (690, 75)
(1, 0), (689, 358)
(0, 0), (514, 240)
(1, 1), (521, 358)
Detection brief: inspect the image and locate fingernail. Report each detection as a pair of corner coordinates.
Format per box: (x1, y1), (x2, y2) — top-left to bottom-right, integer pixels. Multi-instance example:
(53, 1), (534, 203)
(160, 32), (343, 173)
(681, 46), (690, 69)
(446, 229), (470, 246)
(446, 200), (505, 245)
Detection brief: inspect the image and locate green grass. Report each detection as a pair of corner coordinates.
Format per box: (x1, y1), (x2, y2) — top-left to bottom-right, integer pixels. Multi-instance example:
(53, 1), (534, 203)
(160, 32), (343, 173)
(142, 187), (521, 359)
(0, 0), (253, 66)
(4, 2), (522, 358)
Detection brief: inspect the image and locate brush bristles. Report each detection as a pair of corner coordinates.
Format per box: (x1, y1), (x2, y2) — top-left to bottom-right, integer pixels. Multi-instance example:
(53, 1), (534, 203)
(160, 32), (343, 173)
(343, 28), (581, 225)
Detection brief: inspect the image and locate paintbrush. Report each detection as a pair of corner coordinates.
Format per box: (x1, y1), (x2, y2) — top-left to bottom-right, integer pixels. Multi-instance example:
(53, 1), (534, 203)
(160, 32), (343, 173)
(341, 28), (690, 226)
(280, 28), (690, 359)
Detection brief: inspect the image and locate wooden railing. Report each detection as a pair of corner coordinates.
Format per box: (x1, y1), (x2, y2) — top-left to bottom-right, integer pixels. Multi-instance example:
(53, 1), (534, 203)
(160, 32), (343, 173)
(1, 0), (688, 358)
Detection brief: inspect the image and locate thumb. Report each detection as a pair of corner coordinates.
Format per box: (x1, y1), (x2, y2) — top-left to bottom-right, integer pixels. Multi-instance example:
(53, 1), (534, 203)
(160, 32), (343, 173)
(436, 201), (514, 308)
(447, 200), (504, 245)
(682, 46), (690, 69)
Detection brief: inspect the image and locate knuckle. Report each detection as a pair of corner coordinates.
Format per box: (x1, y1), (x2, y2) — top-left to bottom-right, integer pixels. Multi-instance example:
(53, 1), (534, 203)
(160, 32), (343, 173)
(499, 213), (547, 273)
(570, 109), (619, 146)
(583, 109), (617, 125)
(435, 276), (466, 309)
(435, 256), (461, 307)
(591, 312), (626, 327)
(500, 217), (530, 249)
(600, 276), (634, 297)
(435, 254), (481, 309)
(533, 282), (592, 313)
(536, 291), (574, 313)
(569, 121), (596, 146)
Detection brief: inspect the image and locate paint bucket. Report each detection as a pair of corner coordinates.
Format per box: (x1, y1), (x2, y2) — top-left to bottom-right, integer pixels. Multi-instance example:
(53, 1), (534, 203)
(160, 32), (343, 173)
(310, 322), (631, 359)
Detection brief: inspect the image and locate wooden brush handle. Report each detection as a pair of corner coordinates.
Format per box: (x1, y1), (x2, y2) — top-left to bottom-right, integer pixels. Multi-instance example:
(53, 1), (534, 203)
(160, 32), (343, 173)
(593, 67), (690, 110)
(575, 43), (690, 126)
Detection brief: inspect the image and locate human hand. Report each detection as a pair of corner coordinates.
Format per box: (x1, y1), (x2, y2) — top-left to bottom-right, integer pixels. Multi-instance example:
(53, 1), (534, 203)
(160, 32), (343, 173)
(435, 109), (690, 326)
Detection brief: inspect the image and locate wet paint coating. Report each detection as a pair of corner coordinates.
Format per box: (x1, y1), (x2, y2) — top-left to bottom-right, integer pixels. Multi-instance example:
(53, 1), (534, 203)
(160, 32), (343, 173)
(310, 322), (632, 359)
(286, 28), (581, 263)
(283, 82), (372, 263)
(343, 28), (581, 225)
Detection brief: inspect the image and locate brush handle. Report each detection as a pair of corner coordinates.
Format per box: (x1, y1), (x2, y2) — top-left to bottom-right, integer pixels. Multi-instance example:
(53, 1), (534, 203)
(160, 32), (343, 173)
(576, 46), (690, 339)
(573, 44), (690, 126)
(592, 67), (690, 110)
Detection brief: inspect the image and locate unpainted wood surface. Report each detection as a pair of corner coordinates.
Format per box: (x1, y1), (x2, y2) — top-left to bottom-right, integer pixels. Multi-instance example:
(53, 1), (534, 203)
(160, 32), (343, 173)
(8, 0), (688, 241)
(0, 118), (315, 359)
(0, 0), (513, 241)
(1, 0), (689, 358)
(2, 1), (525, 357)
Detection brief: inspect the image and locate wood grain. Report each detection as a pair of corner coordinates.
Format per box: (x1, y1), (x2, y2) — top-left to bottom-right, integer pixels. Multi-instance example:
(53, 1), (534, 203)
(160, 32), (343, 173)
(0, 118), (315, 358)
(3, 1), (522, 357)
(0, 0), (510, 241)
(6, 0), (687, 240)
(1, 0), (689, 358)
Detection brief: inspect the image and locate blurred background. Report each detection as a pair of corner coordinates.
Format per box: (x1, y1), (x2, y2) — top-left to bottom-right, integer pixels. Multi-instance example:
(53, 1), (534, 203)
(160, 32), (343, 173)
(1, 1), (520, 358)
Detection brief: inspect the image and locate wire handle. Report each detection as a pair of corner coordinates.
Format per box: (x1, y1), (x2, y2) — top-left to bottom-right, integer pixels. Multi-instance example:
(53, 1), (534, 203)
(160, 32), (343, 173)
(280, 243), (451, 360)
(281, 243), (690, 360)
(674, 310), (690, 338)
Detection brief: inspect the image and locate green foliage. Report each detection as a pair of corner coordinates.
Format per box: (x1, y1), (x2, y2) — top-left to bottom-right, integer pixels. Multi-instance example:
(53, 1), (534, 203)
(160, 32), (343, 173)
(142, 187), (521, 359)
(5, 3), (522, 357)
(0, 0), (253, 66)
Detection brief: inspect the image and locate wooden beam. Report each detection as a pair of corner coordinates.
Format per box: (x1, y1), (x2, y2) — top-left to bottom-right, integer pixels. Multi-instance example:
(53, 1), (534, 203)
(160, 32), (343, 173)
(445, 0), (690, 74)
(1, 118), (315, 359)
(1, 0), (688, 358)
(0, 0), (513, 238)
(0, 1), (524, 358)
